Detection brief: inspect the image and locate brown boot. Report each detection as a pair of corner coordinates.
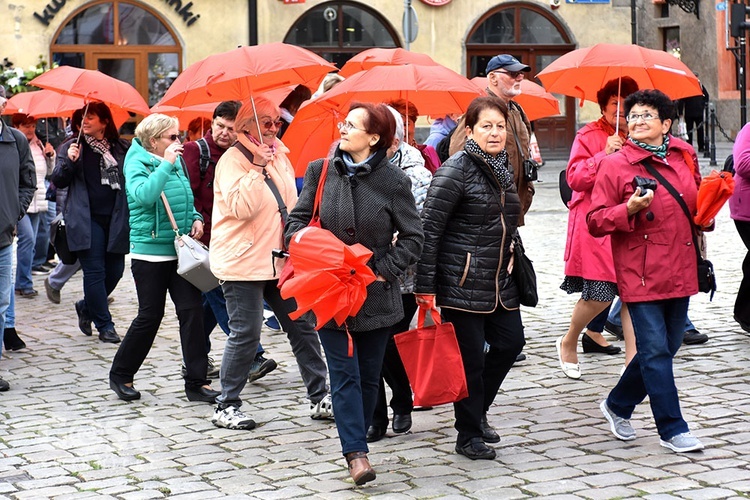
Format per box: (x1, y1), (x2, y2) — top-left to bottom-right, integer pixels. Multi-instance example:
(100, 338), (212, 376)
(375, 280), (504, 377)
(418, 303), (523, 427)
(346, 451), (376, 485)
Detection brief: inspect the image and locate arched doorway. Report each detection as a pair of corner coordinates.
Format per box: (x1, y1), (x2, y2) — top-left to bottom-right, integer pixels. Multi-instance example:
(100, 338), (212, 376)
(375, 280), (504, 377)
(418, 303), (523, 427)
(284, 1), (400, 68)
(467, 3), (575, 158)
(50, 0), (182, 131)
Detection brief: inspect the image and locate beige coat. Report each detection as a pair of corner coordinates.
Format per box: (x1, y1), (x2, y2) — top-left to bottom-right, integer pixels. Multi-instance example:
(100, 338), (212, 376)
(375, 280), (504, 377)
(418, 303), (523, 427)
(210, 133), (297, 281)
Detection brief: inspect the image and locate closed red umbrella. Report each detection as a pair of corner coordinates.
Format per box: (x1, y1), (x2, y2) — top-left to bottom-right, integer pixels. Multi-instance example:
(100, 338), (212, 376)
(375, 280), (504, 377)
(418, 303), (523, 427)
(695, 170), (735, 227)
(338, 48), (439, 78)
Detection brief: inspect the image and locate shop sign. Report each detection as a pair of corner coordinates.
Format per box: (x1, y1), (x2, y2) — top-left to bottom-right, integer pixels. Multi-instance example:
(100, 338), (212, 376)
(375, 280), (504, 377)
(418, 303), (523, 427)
(34, 0), (203, 27)
(419, 0), (452, 5)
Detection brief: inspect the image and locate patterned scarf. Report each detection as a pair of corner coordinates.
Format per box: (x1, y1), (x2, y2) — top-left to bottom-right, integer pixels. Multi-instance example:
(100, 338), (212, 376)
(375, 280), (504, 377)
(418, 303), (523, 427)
(630, 134), (670, 159)
(464, 138), (513, 190)
(84, 135), (120, 190)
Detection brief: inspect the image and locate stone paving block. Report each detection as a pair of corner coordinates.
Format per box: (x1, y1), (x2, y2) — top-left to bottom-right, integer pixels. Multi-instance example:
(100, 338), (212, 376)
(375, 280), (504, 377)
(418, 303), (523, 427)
(119, 489), (169, 500)
(576, 486), (644, 500)
(11, 485), (80, 498)
(693, 467), (750, 485)
(519, 478), (590, 496)
(680, 488), (746, 500)
(630, 476), (703, 494)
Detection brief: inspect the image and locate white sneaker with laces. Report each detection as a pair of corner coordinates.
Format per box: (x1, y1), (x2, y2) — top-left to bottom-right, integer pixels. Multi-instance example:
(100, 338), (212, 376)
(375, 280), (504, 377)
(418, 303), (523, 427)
(310, 393), (334, 420)
(660, 432), (704, 453)
(212, 406), (256, 430)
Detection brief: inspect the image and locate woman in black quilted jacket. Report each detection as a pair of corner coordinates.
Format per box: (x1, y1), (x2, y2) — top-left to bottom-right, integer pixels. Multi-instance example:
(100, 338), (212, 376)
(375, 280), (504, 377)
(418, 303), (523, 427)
(416, 96), (526, 461)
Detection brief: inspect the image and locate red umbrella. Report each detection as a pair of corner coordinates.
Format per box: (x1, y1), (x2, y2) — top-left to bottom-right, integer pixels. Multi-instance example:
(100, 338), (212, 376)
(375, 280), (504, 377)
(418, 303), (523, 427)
(284, 64), (483, 175)
(338, 48), (439, 78)
(29, 66), (151, 116)
(471, 77), (560, 121)
(280, 226), (376, 329)
(155, 43), (336, 108)
(695, 170), (735, 227)
(2, 89), (131, 128)
(536, 44), (702, 102)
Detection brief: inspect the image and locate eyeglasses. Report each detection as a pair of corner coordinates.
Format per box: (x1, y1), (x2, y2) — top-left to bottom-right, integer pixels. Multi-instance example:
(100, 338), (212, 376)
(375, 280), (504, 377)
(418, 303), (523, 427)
(160, 134), (181, 141)
(493, 70), (524, 79)
(626, 113), (659, 123)
(337, 121), (366, 133)
(255, 119), (283, 130)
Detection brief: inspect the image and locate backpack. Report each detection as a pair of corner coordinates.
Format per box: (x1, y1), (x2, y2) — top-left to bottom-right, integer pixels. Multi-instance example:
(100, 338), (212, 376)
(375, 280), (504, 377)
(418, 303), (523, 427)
(196, 138), (215, 180)
(435, 125), (457, 164)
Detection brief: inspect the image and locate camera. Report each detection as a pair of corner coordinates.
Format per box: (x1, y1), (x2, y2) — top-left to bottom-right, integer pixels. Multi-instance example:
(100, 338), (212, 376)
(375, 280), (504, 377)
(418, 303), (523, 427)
(631, 176), (657, 196)
(523, 158), (540, 182)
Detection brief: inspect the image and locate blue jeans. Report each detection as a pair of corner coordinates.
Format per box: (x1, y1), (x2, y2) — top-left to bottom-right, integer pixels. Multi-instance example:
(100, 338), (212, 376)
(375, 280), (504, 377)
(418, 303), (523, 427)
(606, 297), (690, 440)
(202, 285), (263, 355)
(318, 325), (391, 456)
(33, 201), (55, 267)
(15, 212), (42, 292)
(608, 298), (695, 331)
(0, 244), (13, 360)
(77, 218), (124, 333)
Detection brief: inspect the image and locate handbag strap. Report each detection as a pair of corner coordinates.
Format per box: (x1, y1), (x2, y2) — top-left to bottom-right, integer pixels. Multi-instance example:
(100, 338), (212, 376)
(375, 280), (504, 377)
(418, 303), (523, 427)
(417, 306), (442, 328)
(311, 158), (330, 224)
(234, 141), (288, 224)
(160, 193), (181, 236)
(508, 101), (528, 162)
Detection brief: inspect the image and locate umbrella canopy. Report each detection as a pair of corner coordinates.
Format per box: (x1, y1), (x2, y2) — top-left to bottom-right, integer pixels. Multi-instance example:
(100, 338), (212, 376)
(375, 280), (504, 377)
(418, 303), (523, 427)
(3, 89), (131, 128)
(338, 48), (439, 78)
(695, 170), (735, 227)
(280, 226), (377, 329)
(470, 77), (560, 121)
(284, 64), (483, 175)
(29, 66), (151, 116)
(155, 43), (336, 108)
(536, 44), (703, 102)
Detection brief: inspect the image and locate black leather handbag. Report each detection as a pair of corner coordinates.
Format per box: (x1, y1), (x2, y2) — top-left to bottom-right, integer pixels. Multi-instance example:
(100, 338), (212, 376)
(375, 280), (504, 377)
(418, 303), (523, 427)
(49, 214), (77, 265)
(512, 234), (538, 307)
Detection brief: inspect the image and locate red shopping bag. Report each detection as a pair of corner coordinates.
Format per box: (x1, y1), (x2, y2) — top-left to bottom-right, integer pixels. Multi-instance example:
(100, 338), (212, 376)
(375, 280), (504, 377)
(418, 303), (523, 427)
(394, 306), (469, 407)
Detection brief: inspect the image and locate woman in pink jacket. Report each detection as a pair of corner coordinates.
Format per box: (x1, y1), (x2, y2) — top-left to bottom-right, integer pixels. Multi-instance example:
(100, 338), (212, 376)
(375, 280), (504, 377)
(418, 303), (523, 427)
(731, 122), (750, 333)
(556, 78), (637, 379)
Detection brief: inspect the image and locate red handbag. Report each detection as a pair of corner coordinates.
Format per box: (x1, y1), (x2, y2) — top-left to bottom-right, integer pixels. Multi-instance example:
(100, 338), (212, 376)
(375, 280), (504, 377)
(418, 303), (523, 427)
(394, 306), (469, 407)
(277, 158), (329, 289)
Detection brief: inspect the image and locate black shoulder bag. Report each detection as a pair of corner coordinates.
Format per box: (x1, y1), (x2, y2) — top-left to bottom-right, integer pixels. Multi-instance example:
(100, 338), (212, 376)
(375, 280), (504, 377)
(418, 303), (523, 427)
(642, 160), (716, 300)
(509, 101), (539, 182)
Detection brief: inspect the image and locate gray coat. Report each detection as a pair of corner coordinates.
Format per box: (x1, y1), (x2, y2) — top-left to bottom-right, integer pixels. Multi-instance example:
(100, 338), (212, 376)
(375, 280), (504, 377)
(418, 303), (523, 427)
(0, 126), (36, 249)
(285, 147), (424, 332)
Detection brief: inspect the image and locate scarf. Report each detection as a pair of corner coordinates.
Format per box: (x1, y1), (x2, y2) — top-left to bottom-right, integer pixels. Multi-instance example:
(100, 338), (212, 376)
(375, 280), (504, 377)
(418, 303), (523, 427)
(342, 151), (377, 176)
(598, 115), (627, 141)
(630, 134), (670, 159)
(84, 135), (120, 190)
(464, 138), (513, 190)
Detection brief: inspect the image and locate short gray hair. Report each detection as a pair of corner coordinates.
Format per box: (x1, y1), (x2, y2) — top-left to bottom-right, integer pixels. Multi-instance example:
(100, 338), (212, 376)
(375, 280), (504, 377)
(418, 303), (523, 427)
(386, 105), (404, 144)
(135, 113), (179, 151)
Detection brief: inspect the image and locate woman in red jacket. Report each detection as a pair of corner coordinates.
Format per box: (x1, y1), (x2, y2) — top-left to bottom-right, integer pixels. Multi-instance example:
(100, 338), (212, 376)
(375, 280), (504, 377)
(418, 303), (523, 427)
(588, 89), (704, 454)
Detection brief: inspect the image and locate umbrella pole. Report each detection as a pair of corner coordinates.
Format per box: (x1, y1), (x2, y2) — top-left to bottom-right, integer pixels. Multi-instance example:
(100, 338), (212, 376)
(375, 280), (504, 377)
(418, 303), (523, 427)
(615, 76), (622, 136)
(250, 94), (263, 142)
(76, 101), (91, 144)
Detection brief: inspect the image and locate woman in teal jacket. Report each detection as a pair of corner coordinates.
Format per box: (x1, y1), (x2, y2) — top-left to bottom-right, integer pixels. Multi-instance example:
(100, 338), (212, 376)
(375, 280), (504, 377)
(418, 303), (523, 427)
(109, 113), (219, 404)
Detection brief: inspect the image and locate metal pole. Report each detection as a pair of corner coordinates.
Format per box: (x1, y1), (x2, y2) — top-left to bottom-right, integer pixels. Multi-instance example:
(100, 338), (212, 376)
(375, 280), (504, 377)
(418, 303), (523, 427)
(709, 103), (717, 166)
(703, 99), (710, 159)
(404, 0), (411, 51)
(631, 0), (637, 44)
(741, 34), (747, 127)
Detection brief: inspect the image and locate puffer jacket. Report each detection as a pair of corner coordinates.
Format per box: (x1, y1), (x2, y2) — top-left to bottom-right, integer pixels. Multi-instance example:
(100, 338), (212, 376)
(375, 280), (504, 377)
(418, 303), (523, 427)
(285, 146), (424, 332)
(124, 138), (202, 256)
(417, 150), (521, 312)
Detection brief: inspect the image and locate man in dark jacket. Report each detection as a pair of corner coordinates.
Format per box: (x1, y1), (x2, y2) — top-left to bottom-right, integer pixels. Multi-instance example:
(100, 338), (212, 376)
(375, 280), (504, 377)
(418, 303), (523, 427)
(0, 85), (37, 391)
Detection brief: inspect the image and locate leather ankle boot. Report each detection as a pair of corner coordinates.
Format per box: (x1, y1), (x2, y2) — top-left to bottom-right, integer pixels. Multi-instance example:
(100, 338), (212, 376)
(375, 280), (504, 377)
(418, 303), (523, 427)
(346, 451), (376, 485)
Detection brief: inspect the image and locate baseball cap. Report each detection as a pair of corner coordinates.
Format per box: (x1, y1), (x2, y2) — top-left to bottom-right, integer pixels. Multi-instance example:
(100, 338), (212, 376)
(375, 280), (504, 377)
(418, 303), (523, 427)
(486, 55), (531, 74)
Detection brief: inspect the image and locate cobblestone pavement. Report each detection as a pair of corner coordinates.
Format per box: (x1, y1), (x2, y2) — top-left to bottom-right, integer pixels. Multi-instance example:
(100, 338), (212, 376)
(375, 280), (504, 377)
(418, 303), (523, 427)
(2, 143), (748, 499)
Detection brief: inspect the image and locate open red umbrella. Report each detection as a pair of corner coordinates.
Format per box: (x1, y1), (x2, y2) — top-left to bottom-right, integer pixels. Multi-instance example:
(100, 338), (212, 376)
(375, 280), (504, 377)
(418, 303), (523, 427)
(280, 226), (376, 329)
(470, 77), (560, 121)
(536, 44), (702, 102)
(155, 43), (336, 108)
(3, 89), (131, 128)
(284, 64), (483, 175)
(695, 170), (735, 227)
(29, 66), (151, 116)
(338, 48), (438, 78)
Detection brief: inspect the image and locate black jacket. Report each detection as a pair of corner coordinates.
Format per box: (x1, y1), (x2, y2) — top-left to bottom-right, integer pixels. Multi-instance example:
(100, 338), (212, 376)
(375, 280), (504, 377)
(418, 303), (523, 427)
(416, 150), (521, 312)
(0, 126), (36, 249)
(285, 147), (424, 332)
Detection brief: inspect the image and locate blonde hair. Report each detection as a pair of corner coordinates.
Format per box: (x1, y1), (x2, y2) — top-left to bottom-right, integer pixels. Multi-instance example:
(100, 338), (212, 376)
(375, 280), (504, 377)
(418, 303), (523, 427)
(235, 96), (279, 134)
(135, 114), (179, 151)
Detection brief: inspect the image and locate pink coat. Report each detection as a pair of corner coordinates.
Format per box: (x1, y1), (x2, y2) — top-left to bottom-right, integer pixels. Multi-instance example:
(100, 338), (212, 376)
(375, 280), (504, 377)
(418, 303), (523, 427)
(563, 119), (617, 282)
(587, 138), (701, 302)
(730, 122), (750, 222)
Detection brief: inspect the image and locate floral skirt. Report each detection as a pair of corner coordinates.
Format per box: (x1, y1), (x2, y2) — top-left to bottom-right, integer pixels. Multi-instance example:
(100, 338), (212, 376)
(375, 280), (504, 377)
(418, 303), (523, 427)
(560, 276), (618, 302)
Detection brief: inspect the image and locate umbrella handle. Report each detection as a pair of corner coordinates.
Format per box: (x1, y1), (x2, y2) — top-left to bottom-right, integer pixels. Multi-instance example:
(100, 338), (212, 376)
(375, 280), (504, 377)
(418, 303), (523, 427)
(76, 101), (91, 145)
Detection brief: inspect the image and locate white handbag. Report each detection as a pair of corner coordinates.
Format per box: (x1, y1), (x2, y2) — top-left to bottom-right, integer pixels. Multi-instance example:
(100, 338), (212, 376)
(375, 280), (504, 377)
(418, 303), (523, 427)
(161, 193), (220, 292)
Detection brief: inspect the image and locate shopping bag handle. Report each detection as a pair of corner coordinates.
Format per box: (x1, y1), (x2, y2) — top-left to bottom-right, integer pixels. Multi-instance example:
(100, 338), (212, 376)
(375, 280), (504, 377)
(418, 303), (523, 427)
(417, 306), (442, 327)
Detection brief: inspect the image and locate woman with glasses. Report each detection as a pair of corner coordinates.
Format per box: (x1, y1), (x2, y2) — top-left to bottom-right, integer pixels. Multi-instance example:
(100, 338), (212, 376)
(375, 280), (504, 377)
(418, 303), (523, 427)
(589, 89), (705, 453)
(109, 113), (218, 404)
(51, 102), (130, 344)
(209, 97), (331, 431)
(285, 102), (423, 485)
(556, 77), (638, 379)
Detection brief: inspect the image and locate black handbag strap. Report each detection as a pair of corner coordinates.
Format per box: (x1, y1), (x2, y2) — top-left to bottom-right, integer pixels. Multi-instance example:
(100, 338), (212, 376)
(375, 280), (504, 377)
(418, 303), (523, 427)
(234, 141), (288, 225)
(641, 159), (701, 262)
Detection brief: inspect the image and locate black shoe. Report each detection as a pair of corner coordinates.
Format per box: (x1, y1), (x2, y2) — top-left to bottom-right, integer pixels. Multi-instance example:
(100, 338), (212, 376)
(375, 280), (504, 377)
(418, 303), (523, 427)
(109, 379), (141, 401)
(392, 414), (412, 434)
(455, 437), (496, 460)
(582, 333), (621, 355)
(3, 327), (26, 351)
(99, 328), (121, 344)
(514, 352), (526, 363)
(0, 377), (9, 392)
(480, 414), (500, 443)
(736, 316), (750, 334)
(366, 425), (387, 443)
(186, 386), (220, 403)
(683, 329), (709, 345)
(75, 300), (92, 336)
(604, 321), (624, 340)
(248, 354), (277, 382)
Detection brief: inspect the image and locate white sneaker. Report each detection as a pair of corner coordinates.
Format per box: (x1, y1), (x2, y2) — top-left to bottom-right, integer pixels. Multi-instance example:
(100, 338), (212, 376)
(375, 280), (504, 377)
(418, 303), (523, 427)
(600, 399), (636, 441)
(310, 393), (334, 420)
(211, 406), (256, 430)
(660, 432), (704, 453)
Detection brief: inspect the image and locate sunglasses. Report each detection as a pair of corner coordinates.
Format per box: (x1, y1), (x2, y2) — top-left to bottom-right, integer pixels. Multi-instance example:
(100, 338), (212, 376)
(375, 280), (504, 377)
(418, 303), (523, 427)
(494, 70), (524, 79)
(257, 119), (283, 130)
(160, 133), (181, 141)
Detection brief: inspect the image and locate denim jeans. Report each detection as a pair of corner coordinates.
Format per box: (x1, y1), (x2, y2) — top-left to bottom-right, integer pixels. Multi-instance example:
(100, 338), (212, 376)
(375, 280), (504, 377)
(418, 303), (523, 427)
(607, 297), (690, 440)
(587, 306), (610, 333)
(202, 285), (263, 355)
(110, 259), (208, 389)
(608, 297), (695, 331)
(318, 325), (391, 456)
(0, 244), (13, 360)
(15, 212), (42, 292)
(218, 280), (328, 408)
(33, 201), (55, 268)
(47, 260), (81, 291)
(77, 218), (124, 333)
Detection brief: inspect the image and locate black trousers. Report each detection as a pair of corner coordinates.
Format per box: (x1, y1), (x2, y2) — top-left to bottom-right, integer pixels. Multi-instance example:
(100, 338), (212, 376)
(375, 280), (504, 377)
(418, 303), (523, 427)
(442, 306), (525, 447)
(110, 259), (208, 390)
(372, 294), (418, 428)
(735, 220), (750, 325)
(685, 114), (705, 151)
